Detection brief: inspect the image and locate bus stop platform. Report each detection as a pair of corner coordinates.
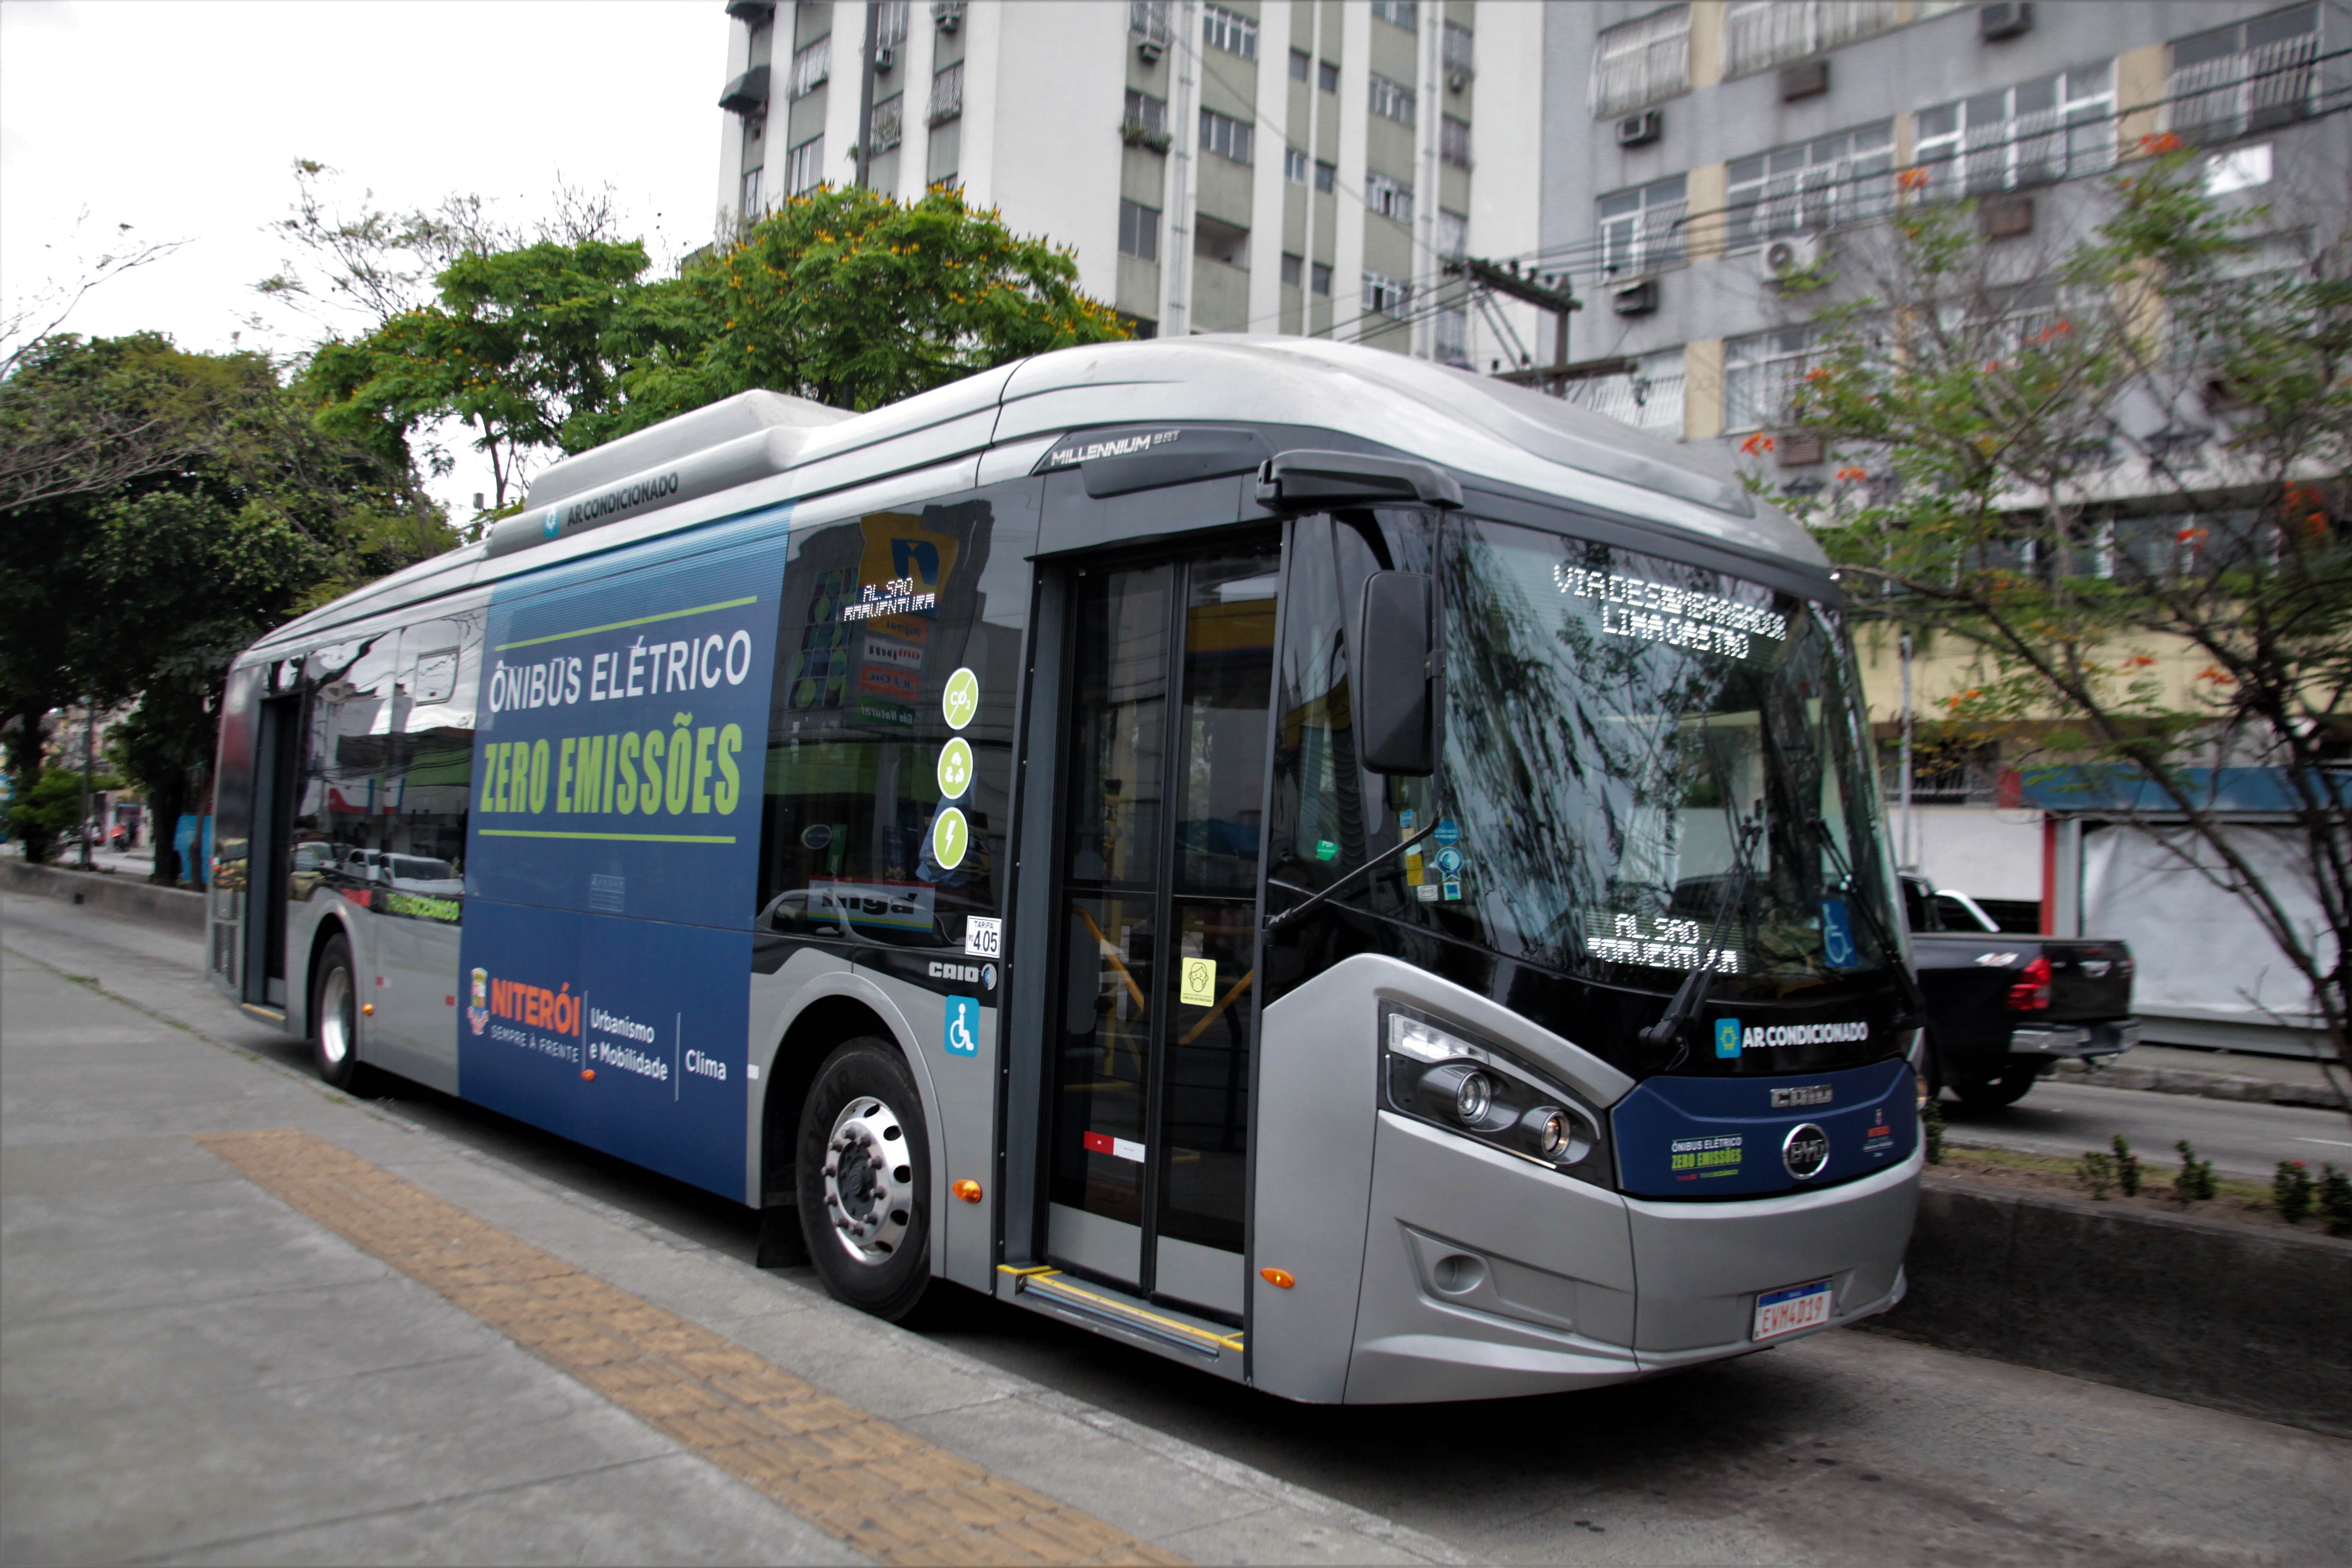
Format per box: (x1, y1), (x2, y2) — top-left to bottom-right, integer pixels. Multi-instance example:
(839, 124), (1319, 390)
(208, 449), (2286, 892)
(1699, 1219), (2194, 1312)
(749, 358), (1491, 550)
(0, 893), (1458, 1567)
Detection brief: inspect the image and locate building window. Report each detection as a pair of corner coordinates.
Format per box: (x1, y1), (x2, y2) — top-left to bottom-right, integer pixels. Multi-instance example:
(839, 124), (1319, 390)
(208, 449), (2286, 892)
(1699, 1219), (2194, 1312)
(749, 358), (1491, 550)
(1281, 253), (1304, 287)
(789, 36), (830, 99)
(1285, 147), (1309, 183)
(1311, 261), (1333, 296)
(874, 0), (910, 51)
(1318, 59), (1339, 93)
(1362, 271), (1411, 318)
(1722, 1), (1900, 80)
(1591, 5), (1690, 118)
(1436, 209), (1467, 258)
(1203, 3), (1258, 60)
(928, 60), (964, 123)
(869, 93), (904, 153)
(1290, 47), (1310, 82)
(2167, 5), (2324, 144)
(1367, 170), (1414, 224)
(1194, 214), (1251, 268)
(1723, 326), (1816, 432)
(1200, 108), (1255, 164)
(1125, 88), (1168, 140)
(1562, 348), (1687, 436)
(787, 134), (826, 196)
(1119, 312), (1159, 339)
(1440, 115), (1472, 168)
(1314, 160), (1336, 193)
(1916, 63), (2115, 197)
(1130, 0), (1170, 50)
(740, 165), (764, 219)
(1444, 21), (1475, 76)
(1598, 173), (1687, 276)
(1435, 307), (1467, 365)
(1119, 199), (1161, 263)
(1725, 121), (1893, 249)
(1369, 73), (1417, 125)
(1371, 0), (1417, 29)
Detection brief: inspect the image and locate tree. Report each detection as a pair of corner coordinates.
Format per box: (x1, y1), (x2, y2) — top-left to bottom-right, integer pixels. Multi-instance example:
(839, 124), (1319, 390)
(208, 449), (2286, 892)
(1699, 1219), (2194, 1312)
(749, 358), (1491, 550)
(1765, 143), (2352, 1092)
(592, 184), (1129, 442)
(4, 767), (118, 865)
(306, 238), (649, 510)
(0, 333), (452, 883)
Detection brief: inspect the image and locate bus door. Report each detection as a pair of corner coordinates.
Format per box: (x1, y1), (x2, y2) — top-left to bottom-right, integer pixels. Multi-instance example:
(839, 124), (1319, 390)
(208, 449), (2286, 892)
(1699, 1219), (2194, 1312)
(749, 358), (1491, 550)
(243, 689), (303, 1009)
(1044, 539), (1281, 1321)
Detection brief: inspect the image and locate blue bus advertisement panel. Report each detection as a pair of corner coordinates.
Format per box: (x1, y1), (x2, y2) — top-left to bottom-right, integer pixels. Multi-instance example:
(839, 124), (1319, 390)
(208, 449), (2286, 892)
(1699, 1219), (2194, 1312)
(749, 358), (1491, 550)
(459, 507), (792, 1200)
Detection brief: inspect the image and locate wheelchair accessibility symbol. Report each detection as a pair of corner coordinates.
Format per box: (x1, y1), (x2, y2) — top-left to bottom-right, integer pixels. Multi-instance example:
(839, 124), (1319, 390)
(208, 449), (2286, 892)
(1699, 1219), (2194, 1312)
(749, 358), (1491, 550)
(1818, 898), (1858, 970)
(944, 995), (980, 1057)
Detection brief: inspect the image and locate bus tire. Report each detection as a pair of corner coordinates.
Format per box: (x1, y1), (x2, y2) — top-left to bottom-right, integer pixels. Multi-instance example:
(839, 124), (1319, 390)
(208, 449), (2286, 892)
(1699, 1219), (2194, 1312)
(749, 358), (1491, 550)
(310, 934), (362, 1090)
(797, 1037), (933, 1320)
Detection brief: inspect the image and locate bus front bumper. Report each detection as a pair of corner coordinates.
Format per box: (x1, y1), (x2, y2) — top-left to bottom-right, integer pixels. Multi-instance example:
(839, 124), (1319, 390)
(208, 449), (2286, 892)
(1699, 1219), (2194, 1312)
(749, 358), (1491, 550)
(1339, 1116), (1919, 1403)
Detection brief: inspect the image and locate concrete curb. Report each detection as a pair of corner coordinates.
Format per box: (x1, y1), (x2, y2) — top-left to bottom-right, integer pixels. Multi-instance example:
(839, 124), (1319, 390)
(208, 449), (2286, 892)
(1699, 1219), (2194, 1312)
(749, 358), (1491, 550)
(0, 859), (206, 934)
(1860, 1174), (2352, 1438)
(2054, 1057), (2348, 1111)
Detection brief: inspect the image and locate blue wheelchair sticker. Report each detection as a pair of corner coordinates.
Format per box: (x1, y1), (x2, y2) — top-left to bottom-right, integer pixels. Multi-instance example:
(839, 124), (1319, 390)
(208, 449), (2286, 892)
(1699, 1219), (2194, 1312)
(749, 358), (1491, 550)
(1819, 899), (1858, 969)
(944, 995), (980, 1057)
(1714, 1018), (1743, 1058)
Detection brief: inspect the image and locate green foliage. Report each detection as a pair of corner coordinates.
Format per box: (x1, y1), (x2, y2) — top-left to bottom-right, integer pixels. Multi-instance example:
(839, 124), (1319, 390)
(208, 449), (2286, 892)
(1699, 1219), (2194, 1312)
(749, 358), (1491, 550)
(1759, 146), (2352, 1081)
(1922, 1098), (1945, 1164)
(2174, 1140), (2218, 1204)
(2272, 1159), (2314, 1224)
(3, 767), (118, 864)
(2077, 1148), (2115, 1200)
(2112, 1132), (2141, 1197)
(2318, 1163), (2352, 1235)
(590, 185), (1127, 440)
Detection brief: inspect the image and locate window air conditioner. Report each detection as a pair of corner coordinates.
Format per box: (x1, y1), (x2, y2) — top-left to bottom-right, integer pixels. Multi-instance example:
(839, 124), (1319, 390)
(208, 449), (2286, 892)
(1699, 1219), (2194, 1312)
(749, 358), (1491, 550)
(1979, 3), (2033, 41)
(1616, 110), (1662, 147)
(932, 0), (965, 31)
(1761, 233), (1825, 284)
(1612, 278), (1659, 315)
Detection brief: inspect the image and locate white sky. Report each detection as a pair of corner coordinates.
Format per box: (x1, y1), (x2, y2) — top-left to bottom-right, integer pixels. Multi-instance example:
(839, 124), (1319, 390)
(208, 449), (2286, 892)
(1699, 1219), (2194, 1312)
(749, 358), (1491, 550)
(0, 0), (729, 521)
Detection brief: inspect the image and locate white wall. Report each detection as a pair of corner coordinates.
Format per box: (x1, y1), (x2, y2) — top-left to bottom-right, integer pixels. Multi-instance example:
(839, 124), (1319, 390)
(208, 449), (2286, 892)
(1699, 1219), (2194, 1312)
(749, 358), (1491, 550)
(1907, 805), (2045, 904)
(977, 3), (1130, 302)
(1463, 2), (1546, 372)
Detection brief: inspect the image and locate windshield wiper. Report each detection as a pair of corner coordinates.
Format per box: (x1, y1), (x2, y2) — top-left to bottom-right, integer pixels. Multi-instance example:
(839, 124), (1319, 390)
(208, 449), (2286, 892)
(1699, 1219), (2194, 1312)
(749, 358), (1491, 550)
(1638, 812), (1763, 1055)
(1266, 821), (1440, 934)
(1805, 814), (1930, 1029)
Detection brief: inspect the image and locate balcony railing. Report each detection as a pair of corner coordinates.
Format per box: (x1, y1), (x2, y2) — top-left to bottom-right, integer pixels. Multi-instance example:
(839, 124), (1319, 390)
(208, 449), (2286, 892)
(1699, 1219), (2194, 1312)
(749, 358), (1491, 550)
(870, 95), (903, 153)
(1723, 1), (1898, 79)
(1591, 6), (1690, 118)
(788, 36), (829, 98)
(2166, 32), (2327, 143)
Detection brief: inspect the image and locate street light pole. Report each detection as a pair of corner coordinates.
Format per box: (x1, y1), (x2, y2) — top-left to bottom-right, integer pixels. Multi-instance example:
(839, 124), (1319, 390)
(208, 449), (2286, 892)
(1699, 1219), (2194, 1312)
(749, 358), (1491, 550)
(78, 696), (95, 871)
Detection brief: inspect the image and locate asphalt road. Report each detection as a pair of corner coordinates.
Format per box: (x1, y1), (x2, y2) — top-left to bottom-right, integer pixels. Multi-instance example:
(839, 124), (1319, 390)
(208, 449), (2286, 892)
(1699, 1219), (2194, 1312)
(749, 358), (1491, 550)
(1940, 1077), (2352, 1179)
(6, 892), (2347, 1566)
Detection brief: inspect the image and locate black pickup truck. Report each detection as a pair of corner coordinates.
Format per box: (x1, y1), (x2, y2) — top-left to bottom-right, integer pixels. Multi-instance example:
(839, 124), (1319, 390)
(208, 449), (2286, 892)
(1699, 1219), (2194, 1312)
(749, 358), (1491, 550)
(1903, 875), (2140, 1108)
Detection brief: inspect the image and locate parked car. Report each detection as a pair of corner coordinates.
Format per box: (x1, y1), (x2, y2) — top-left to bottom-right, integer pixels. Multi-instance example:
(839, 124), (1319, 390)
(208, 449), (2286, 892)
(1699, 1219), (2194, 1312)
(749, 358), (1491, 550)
(1904, 874), (2140, 1108)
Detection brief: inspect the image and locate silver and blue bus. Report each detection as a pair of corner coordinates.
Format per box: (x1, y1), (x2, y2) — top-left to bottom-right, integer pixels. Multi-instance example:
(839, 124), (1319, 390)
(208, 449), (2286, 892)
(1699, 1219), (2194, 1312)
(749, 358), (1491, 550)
(208, 337), (1920, 1403)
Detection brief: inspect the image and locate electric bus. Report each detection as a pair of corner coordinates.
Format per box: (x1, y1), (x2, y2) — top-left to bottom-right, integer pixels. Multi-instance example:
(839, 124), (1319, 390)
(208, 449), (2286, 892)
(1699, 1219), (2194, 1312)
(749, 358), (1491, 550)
(207, 336), (1921, 1403)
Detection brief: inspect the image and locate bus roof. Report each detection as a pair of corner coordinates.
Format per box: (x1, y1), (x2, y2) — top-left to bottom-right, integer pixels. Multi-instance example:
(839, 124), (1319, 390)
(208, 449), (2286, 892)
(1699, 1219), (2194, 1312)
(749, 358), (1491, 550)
(263, 336), (1820, 650)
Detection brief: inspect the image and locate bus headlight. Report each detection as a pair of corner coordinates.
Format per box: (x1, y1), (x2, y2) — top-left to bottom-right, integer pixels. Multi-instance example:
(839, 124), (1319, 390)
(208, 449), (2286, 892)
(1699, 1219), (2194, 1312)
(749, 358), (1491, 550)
(1382, 1006), (1612, 1185)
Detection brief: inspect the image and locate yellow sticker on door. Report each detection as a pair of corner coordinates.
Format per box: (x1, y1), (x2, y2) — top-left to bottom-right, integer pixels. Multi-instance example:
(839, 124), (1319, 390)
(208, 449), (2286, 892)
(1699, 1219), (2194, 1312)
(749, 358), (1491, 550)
(1181, 957), (1217, 1008)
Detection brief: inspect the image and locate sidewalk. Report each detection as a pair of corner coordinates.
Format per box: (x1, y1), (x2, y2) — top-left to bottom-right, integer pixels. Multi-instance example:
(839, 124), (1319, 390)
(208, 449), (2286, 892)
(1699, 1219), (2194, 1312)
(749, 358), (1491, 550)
(0, 895), (1457, 1567)
(2058, 1043), (2347, 1110)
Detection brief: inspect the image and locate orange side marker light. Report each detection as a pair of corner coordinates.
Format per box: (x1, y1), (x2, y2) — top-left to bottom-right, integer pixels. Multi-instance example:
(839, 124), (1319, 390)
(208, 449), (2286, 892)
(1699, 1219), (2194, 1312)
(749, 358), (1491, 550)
(581, 1068), (596, 1081)
(1260, 1267), (1295, 1289)
(952, 1179), (983, 1203)
(360, 1003), (374, 1016)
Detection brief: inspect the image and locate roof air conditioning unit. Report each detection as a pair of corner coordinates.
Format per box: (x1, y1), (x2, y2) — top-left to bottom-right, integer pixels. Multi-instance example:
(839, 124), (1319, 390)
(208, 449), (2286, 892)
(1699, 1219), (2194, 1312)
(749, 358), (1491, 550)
(1612, 278), (1659, 315)
(1979, 3), (2033, 41)
(1616, 109), (1662, 147)
(1761, 233), (1825, 285)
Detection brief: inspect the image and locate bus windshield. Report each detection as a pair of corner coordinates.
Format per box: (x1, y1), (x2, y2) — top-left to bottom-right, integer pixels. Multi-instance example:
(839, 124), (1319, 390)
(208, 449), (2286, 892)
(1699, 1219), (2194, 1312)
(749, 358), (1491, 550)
(1431, 516), (1901, 997)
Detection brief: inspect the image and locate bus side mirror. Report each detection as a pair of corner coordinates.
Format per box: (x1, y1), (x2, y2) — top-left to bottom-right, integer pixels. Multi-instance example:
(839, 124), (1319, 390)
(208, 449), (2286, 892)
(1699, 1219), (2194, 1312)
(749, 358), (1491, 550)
(1357, 571), (1436, 775)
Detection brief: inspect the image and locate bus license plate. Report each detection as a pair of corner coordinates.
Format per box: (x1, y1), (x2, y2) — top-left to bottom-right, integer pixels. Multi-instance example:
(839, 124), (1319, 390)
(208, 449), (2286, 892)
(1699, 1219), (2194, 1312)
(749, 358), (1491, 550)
(1752, 1279), (1834, 1341)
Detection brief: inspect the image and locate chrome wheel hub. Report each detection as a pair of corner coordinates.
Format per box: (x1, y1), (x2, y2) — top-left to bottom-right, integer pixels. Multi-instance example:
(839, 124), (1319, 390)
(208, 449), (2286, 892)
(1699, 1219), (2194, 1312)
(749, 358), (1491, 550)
(822, 1095), (912, 1266)
(319, 966), (353, 1066)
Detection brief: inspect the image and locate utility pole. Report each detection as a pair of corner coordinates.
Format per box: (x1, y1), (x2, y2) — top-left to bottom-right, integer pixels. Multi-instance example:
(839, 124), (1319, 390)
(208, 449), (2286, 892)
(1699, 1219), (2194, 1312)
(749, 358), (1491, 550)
(1445, 258), (1581, 388)
(854, 1), (882, 189)
(1899, 631), (1916, 873)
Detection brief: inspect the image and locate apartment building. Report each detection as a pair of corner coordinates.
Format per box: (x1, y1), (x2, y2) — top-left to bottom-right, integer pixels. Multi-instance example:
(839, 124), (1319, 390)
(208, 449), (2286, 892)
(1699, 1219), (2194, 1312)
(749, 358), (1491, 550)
(712, 0), (1544, 364)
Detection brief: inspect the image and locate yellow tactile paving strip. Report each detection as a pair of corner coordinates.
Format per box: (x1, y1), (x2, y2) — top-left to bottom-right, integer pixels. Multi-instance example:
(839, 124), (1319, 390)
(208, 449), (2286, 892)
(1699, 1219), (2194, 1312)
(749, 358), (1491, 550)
(195, 1129), (1186, 1568)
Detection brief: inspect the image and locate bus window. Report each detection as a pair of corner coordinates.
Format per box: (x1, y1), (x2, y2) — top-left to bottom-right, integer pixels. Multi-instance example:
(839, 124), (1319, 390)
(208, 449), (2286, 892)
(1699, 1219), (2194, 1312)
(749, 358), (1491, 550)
(755, 500), (1013, 949)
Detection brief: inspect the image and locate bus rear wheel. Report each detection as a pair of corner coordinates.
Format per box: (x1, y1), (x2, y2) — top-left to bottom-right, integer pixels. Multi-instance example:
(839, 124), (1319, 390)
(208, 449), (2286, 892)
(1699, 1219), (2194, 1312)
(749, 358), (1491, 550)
(311, 935), (362, 1090)
(797, 1038), (933, 1321)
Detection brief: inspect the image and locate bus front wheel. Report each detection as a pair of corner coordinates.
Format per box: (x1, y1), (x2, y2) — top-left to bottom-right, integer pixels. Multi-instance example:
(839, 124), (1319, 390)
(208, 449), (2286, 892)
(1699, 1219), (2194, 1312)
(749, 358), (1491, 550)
(796, 1038), (933, 1320)
(311, 934), (362, 1090)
